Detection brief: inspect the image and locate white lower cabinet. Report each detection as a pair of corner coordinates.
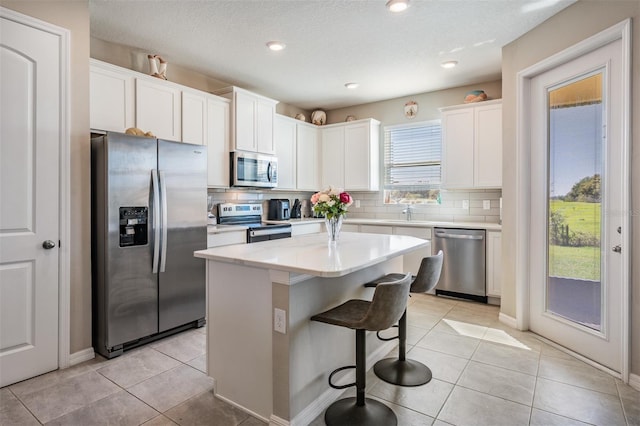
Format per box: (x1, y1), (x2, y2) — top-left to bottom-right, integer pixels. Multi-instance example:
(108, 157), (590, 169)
(486, 231), (502, 297)
(207, 230), (246, 248)
(360, 225), (392, 234)
(291, 222), (322, 236)
(393, 227), (433, 275)
(341, 223), (360, 232)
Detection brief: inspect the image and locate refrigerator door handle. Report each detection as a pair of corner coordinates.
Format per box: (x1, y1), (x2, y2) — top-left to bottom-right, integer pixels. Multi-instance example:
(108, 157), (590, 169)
(159, 170), (168, 273)
(151, 169), (161, 274)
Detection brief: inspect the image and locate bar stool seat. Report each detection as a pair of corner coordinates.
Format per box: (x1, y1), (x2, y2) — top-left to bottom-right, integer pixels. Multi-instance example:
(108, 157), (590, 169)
(311, 273), (412, 426)
(364, 250), (444, 387)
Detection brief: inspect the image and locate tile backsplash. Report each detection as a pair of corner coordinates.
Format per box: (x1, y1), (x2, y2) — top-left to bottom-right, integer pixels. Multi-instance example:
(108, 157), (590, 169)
(207, 188), (502, 224)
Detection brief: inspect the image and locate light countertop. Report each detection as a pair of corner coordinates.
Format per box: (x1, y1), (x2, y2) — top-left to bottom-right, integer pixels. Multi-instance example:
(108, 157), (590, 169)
(194, 232), (429, 277)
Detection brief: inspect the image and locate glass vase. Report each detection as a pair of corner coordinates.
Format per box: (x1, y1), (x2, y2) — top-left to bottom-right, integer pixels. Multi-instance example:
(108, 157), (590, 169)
(325, 215), (343, 245)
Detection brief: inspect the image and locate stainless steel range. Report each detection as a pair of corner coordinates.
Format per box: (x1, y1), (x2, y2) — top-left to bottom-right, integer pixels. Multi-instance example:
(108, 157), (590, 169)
(216, 203), (292, 243)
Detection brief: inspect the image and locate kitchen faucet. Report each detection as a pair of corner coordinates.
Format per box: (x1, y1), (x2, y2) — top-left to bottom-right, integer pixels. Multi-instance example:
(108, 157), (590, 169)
(402, 204), (414, 221)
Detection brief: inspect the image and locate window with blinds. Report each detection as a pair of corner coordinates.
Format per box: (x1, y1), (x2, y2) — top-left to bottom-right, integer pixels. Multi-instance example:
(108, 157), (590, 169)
(383, 120), (442, 204)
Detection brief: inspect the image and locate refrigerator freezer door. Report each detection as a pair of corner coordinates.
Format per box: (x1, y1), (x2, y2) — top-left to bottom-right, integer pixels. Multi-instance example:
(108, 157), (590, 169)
(92, 133), (159, 355)
(157, 139), (207, 332)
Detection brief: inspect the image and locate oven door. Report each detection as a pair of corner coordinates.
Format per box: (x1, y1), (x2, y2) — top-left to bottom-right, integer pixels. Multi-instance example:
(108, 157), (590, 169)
(231, 151), (278, 188)
(247, 226), (291, 243)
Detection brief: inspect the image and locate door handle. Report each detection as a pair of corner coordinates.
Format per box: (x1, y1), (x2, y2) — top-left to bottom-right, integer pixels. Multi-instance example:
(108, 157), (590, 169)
(42, 240), (56, 249)
(612, 245), (622, 253)
(151, 169), (160, 274)
(159, 170), (168, 273)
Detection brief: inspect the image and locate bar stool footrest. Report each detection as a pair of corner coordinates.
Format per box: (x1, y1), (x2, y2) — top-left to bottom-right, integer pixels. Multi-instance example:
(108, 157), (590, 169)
(325, 397), (397, 426)
(373, 357), (433, 387)
(328, 365), (356, 390)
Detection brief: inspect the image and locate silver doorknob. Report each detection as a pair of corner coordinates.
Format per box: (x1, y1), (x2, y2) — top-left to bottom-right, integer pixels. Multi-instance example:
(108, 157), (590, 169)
(42, 240), (56, 249)
(612, 245), (622, 253)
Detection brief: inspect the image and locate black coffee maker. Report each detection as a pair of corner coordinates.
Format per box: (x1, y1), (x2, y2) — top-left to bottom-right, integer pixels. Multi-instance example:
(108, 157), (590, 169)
(268, 199), (290, 220)
(290, 199), (302, 219)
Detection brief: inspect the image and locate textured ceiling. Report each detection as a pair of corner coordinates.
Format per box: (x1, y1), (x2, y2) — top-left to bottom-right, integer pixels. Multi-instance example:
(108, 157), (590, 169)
(89, 0), (575, 110)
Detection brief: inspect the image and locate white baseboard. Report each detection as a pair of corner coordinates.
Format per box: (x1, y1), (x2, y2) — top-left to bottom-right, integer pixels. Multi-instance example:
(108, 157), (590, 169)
(269, 415), (289, 426)
(215, 393), (270, 424)
(68, 347), (95, 367)
(287, 339), (397, 426)
(629, 373), (640, 391)
(498, 312), (517, 329)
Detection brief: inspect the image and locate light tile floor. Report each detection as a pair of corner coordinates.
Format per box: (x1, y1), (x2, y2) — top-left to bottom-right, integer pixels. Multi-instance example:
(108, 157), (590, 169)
(1, 294), (639, 425)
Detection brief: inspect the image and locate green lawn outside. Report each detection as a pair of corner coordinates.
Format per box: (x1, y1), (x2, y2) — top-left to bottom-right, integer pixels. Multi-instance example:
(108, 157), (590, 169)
(549, 200), (601, 238)
(548, 200), (601, 279)
(548, 244), (600, 281)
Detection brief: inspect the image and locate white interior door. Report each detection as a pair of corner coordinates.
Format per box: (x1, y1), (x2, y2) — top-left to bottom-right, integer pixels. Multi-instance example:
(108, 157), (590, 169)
(529, 39), (624, 372)
(0, 11), (61, 386)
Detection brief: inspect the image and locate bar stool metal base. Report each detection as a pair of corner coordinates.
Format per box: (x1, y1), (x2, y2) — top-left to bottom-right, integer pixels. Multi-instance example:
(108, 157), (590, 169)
(325, 397), (397, 426)
(373, 358), (433, 387)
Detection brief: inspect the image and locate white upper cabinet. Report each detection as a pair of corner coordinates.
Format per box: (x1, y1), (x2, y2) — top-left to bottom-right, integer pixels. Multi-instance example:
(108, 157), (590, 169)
(135, 78), (182, 141)
(181, 90), (207, 145)
(321, 126), (345, 189)
(440, 99), (502, 189)
(215, 86), (278, 155)
(296, 121), (320, 191)
(274, 114), (320, 191)
(474, 103), (502, 187)
(89, 59), (134, 132)
(206, 96), (230, 188)
(274, 115), (297, 190)
(90, 59), (230, 187)
(320, 119), (380, 191)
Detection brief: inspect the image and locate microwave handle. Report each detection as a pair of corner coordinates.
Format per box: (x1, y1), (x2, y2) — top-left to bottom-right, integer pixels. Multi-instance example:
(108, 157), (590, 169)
(267, 161), (273, 182)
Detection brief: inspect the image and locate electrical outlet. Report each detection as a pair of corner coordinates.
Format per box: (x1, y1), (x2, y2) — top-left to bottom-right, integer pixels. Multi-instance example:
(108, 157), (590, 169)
(274, 308), (286, 334)
(355, 199), (361, 208)
(462, 199), (469, 209)
(483, 200), (491, 210)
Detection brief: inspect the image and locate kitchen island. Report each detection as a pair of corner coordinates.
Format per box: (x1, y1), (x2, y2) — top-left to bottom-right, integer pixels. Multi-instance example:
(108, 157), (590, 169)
(194, 232), (429, 426)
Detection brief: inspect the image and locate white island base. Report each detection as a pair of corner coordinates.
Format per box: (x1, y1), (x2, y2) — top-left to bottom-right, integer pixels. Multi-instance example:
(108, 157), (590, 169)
(194, 232), (430, 425)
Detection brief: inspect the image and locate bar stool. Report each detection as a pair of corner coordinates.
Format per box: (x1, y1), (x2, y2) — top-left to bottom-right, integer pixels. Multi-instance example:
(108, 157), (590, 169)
(364, 250), (444, 387)
(310, 273), (412, 426)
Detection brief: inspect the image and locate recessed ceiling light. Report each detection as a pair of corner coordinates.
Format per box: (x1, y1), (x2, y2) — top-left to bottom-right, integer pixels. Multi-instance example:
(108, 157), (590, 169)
(266, 41), (286, 51)
(345, 82), (359, 89)
(441, 60), (458, 69)
(386, 0), (409, 13)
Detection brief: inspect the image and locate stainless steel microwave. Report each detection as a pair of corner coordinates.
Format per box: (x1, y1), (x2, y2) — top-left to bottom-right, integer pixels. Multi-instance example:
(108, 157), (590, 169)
(230, 151), (278, 188)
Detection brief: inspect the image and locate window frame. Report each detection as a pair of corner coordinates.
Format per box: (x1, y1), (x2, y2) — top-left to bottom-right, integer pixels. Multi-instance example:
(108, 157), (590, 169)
(382, 119), (442, 205)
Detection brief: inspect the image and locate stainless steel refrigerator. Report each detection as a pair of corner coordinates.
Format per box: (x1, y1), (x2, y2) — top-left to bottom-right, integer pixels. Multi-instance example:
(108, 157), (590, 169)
(91, 132), (207, 358)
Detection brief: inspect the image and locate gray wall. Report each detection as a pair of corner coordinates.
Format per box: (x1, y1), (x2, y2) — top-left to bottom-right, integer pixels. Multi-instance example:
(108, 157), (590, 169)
(501, 0), (640, 375)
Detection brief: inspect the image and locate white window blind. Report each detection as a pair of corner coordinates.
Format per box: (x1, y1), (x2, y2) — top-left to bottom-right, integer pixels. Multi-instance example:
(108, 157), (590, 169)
(384, 120), (442, 190)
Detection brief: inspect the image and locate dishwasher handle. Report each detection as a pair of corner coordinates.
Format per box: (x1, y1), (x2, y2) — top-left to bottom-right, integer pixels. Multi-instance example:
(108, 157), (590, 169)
(435, 230), (484, 240)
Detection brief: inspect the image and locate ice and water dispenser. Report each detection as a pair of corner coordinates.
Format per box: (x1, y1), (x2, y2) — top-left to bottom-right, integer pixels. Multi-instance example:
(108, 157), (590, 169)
(119, 207), (148, 247)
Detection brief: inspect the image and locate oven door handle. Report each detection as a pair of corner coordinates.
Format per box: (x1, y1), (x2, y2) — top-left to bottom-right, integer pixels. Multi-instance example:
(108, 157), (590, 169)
(249, 227), (292, 237)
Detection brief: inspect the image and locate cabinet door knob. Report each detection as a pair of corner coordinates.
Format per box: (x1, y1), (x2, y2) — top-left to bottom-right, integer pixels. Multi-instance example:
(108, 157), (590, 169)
(42, 240), (56, 249)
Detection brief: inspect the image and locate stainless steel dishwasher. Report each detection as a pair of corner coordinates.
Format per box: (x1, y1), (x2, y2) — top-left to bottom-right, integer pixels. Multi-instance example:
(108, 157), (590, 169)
(433, 228), (487, 303)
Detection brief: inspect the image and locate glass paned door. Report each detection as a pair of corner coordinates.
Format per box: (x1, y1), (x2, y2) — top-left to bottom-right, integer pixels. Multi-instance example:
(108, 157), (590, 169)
(547, 73), (603, 331)
(528, 36), (624, 372)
